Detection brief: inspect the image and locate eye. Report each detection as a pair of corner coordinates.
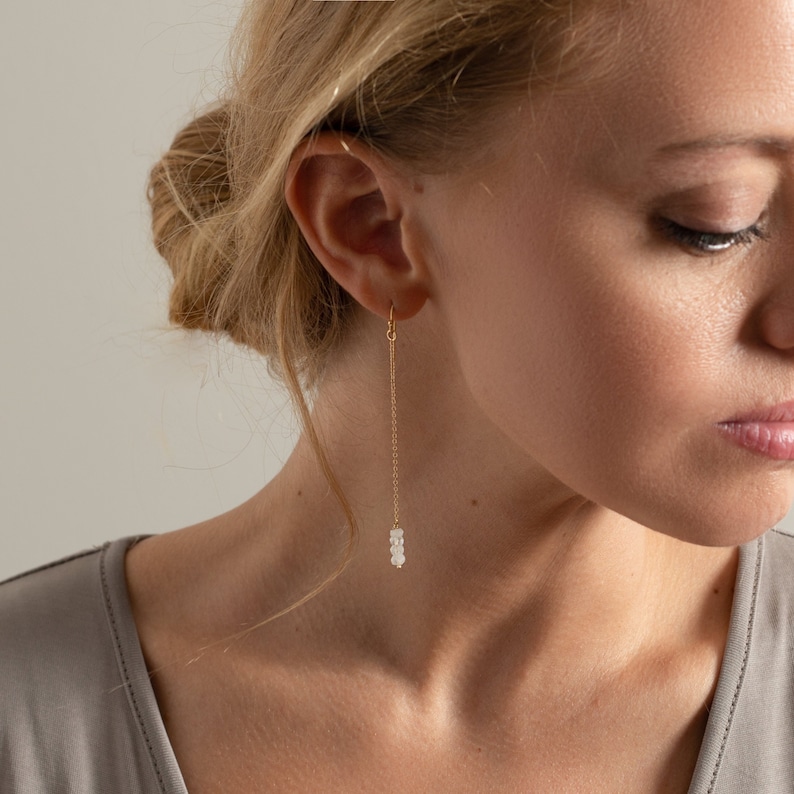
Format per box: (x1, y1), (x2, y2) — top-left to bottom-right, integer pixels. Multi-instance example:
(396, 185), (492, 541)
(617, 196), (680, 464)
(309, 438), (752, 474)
(658, 218), (769, 254)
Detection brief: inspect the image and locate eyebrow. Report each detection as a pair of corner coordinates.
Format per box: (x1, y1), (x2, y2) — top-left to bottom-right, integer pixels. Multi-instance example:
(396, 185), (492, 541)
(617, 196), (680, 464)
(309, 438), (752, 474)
(655, 135), (793, 157)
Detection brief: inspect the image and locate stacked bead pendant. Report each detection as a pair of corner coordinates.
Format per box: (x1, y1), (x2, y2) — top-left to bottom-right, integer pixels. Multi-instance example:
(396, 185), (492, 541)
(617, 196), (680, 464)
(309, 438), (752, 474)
(390, 527), (405, 568)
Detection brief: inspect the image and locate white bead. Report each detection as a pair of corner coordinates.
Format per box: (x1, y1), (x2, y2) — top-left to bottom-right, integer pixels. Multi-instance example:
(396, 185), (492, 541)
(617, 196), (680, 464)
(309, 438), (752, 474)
(390, 528), (405, 568)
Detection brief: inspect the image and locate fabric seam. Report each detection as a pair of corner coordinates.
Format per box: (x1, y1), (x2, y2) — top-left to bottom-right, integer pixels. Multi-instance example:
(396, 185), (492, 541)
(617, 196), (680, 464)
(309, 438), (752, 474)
(705, 537), (763, 794)
(770, 526), (794, 540)
(0, 546), (102, 587)
(100, 543), (169, 794)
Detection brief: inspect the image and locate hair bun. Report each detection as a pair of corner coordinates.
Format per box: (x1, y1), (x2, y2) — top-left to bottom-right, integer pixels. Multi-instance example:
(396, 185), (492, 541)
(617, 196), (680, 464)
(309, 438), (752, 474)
(147, 103), (233, 332)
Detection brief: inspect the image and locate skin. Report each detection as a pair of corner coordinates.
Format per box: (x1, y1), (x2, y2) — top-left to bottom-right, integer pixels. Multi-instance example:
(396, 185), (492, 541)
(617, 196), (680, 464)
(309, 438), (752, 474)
(126, 0), (794, 791)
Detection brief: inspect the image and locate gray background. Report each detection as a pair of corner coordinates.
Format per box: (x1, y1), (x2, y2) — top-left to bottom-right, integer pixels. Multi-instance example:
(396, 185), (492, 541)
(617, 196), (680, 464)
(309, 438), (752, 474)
(1, 2), (790, 580)
(1, 1), (297, 579)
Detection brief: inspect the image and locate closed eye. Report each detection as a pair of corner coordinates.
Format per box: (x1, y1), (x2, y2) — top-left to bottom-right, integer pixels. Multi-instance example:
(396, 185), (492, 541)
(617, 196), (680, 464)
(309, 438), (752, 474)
(658, 218), (769, 254)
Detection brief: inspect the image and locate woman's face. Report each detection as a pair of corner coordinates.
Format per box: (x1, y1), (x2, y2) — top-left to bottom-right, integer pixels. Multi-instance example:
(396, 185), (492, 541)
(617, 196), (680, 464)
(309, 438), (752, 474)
(419, 0), (794, 545)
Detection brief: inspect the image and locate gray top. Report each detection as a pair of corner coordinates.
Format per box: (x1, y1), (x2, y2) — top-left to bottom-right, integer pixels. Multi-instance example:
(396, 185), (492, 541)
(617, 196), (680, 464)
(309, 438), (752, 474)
(1, 530), (794, 793)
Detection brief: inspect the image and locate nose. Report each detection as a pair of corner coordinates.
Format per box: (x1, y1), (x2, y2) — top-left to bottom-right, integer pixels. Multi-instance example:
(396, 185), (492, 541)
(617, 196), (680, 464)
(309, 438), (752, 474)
(755, 204), (794, 351)
(759, 297), (794, 351)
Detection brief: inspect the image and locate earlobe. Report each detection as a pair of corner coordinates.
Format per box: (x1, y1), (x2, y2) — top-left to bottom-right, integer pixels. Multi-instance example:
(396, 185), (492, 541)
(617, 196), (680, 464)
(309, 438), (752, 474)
(284, 133), (428, 320)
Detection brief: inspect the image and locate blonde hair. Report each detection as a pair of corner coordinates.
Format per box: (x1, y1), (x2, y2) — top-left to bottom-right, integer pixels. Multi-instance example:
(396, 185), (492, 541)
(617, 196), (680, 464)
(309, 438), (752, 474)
(147, 0), (616, 575)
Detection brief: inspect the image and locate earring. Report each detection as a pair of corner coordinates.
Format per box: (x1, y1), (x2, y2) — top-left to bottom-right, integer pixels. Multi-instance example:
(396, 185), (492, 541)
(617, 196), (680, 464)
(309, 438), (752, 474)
(388, 304), (405, 568)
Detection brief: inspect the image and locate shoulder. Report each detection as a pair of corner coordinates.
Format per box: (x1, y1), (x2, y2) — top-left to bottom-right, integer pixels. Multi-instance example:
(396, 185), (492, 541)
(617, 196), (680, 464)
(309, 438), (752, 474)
(744, 527), (794, 647)
(0, 541), (108, 596)
(708, 529), (794, 791)
(765, 523), (794, 552)
(0, 545), (112, 674)
(738, 528), (794, 674)
(747, 526), (794, 653)
(759, 525), (794, 610)
(0, 538), (178, 793)
(0, 542), (120, 728)
(0, 541), (140, 670)
(765, 523), (794, 557)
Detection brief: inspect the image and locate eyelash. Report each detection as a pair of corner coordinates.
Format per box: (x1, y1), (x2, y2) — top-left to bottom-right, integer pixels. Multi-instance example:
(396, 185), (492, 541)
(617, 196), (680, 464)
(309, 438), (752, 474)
(658, 218), (769, 254)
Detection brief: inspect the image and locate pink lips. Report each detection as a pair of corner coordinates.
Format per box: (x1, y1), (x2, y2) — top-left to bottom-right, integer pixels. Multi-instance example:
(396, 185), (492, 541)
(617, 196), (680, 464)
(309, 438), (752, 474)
(717, 400), (794, 460)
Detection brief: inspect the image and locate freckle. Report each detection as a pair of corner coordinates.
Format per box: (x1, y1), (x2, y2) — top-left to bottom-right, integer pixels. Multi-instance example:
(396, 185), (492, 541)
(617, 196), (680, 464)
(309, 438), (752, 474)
(471, 499), (478, 507)
(713, 588), (720, 595)
(477, 747), (482, 753)
(297, 490), (302, 497)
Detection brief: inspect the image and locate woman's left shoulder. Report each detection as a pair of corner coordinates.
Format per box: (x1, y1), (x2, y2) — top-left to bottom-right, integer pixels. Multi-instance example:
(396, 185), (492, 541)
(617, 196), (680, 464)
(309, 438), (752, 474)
(764, 524), (794, 554)
(687, 531), (794, 792)
(760, 526), (794, 599)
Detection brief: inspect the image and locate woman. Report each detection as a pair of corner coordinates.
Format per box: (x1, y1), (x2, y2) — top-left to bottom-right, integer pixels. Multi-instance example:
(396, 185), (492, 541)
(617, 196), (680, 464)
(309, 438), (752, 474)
(3, 0), (794, 791)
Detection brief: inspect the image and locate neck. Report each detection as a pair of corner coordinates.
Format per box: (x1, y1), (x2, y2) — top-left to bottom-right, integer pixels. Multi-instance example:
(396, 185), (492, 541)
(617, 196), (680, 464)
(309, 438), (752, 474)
(228, 321), (738, 705)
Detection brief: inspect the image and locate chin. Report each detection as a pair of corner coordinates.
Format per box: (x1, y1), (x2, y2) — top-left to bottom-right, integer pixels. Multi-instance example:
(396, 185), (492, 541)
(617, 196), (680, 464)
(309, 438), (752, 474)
(631, 461), (794, 546)
(650, 496), (791, 549)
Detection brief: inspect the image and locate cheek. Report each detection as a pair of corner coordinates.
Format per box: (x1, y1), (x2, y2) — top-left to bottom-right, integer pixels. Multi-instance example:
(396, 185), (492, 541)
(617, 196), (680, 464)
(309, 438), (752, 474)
(450, 227), (723, 463)
(442, 215), (778, 542)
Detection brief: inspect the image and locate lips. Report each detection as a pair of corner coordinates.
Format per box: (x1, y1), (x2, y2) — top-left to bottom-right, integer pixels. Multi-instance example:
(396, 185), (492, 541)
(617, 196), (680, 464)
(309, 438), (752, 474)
(717, 400), (794, 460)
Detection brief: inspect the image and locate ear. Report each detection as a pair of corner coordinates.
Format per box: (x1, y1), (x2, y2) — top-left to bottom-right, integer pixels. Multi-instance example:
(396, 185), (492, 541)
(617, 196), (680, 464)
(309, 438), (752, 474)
(284, 133), (429, 321)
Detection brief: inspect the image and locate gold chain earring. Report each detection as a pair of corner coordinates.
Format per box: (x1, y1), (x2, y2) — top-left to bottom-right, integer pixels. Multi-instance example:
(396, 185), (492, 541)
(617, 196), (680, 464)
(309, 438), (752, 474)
(387, 304), (405, 568)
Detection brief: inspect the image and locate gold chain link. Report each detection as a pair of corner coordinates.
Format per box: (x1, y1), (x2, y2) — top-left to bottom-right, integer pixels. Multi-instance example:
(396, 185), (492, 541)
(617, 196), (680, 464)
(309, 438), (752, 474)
(387, 308), (400, 530)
